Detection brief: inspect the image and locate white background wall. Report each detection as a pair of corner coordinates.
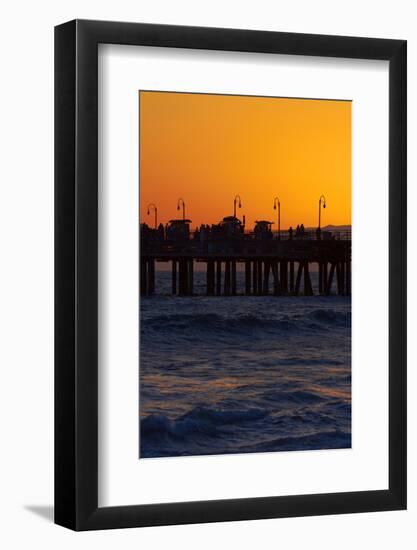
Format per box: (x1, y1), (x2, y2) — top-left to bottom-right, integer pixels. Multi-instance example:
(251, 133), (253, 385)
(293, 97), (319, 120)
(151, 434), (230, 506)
(0, 1), (415, 548)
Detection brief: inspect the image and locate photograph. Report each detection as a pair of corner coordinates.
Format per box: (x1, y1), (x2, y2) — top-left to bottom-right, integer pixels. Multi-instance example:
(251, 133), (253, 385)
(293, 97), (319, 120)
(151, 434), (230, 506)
(0, 2), (409, 543)
(139, 91), (352, 459)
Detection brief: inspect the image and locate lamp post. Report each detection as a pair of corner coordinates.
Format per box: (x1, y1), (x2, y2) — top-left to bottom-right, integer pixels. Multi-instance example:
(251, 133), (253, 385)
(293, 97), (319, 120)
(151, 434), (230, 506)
(147, 202), (158, 229)
(273, 197), (281, 240)
(234, 194), (242, 218)
(318, 194), (326, 230)
(177, 198), (186, 221)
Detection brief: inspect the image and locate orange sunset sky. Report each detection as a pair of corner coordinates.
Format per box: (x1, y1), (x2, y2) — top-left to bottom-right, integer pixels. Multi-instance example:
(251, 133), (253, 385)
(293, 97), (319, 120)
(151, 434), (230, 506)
(139, 91), (351, 230)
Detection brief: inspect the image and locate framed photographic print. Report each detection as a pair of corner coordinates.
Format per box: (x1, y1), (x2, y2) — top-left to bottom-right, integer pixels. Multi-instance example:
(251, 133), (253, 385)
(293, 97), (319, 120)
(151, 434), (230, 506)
(55, 20), (406, 530)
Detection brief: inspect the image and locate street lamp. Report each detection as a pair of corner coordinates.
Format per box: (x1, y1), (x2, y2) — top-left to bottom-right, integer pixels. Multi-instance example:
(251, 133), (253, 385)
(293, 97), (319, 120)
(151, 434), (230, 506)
(147, 202), (158, 229)
(318, 194), (326, 230)
(234, 194), (242, 218)
(177, 197), (186, 221)
(273, 196), (281, 240)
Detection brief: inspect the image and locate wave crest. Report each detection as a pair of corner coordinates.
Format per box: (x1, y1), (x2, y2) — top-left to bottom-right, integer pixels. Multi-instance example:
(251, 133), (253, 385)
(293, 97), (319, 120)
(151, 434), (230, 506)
(143, 309), (350, 336)
(141, 406), (269, 439)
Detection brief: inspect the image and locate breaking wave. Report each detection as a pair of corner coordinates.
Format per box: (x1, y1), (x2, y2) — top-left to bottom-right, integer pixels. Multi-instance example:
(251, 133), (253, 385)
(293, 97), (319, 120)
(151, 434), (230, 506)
(140, 405), (351, 458)
(141, 406), (269, 439)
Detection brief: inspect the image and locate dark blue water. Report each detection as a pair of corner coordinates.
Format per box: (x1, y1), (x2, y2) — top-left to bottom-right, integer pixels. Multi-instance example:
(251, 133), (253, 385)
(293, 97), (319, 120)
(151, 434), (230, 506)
(140, 269), (351, 458)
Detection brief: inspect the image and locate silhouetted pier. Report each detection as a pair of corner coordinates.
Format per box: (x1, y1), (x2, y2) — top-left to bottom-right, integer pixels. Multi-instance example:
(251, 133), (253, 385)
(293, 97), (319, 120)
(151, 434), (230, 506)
(141, 224), (351, 297)
(141, 192), (353, 297)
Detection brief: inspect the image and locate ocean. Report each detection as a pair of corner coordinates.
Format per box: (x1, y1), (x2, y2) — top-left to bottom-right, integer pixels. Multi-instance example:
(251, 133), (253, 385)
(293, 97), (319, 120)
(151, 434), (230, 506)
(139, 268), (351, 458)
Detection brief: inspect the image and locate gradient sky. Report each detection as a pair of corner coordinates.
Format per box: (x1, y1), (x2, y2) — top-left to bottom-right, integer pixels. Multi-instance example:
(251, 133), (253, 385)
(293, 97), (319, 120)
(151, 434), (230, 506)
(139, 91), (351, 230)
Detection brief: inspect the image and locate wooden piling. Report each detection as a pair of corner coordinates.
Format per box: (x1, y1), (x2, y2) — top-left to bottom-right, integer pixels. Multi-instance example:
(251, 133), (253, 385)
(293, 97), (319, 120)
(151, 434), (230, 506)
(263, 261), (270, 295)
(148, 259), (155, 295)
(245, 261), (251, 295)
(216, 261), (222, 296)
(336, 262), (343, 295)
(289, 261), (294, 293)
(231, 260), (237, 295)
(280, 261), (288, 294)
(294, 262), (303, 295)
(188, 259), (194, 295)
(272, 261), (280, 295)
(253, 261), (258, 295)
(346, 260), (351, 295)
(224, 260), (231, 295)
(172, 260), (177, 295)
(326, 263), (336, 295)
(303, 261), (313, 296)
(207, 260), (215, 295)
(179, 259), (188, 295)
(141, 259), (147, 295)
(257, 261), (262, 295)
(318, 262), (323, 294)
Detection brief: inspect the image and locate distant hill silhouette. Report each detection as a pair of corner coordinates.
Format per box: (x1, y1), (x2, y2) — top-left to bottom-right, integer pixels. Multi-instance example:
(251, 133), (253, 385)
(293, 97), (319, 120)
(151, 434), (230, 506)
(273, 224), (351, 233)
(322, 224), (351, 230)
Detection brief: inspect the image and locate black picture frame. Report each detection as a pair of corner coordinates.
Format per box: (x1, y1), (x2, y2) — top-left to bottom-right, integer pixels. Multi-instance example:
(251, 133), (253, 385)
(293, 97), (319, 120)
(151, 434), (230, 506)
(55, 19), (407, 531)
